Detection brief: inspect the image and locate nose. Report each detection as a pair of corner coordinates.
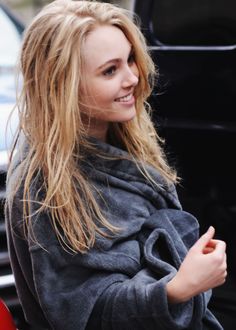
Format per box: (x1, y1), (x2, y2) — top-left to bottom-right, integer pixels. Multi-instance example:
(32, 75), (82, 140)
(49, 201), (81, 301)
(122, 63), (139, 89)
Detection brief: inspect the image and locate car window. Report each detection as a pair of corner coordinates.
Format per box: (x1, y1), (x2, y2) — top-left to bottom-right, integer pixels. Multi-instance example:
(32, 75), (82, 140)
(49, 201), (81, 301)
(151, 0), (236, 46)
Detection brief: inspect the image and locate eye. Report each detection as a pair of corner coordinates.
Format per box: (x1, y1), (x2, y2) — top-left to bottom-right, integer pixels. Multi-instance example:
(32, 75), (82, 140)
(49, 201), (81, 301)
(103, 65), (117, 76)
(128, 52), (135, 64)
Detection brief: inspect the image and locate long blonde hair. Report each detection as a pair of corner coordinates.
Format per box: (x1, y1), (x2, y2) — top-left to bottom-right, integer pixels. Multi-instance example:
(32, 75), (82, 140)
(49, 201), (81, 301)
(10, 0), (177, 253)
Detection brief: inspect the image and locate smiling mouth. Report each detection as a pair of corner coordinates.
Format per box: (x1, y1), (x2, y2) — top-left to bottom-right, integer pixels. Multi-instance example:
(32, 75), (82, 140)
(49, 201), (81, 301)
(115, 93), (133, 102)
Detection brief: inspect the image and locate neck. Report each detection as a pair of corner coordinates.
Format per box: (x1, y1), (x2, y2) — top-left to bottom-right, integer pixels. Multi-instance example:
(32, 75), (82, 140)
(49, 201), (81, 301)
(82, 115), (109, 142)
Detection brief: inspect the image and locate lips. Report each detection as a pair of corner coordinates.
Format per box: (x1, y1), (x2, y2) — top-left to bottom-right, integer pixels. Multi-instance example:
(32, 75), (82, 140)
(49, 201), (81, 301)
(115, 93), (133, 102)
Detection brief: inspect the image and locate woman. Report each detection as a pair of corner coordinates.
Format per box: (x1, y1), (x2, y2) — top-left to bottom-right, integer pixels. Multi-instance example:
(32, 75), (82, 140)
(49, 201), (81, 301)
(5, 1), (226, 329)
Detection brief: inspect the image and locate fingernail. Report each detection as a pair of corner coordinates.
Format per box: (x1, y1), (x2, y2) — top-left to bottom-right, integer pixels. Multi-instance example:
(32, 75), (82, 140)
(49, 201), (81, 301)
(207, 226), (214, 233)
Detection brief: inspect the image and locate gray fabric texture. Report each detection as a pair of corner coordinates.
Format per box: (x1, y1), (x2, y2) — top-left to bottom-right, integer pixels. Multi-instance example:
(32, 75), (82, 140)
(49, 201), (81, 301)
(5, 138), (223, 330)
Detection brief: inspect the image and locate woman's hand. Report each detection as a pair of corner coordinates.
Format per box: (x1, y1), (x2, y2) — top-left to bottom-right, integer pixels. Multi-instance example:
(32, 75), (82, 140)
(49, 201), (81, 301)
(166, 226), (227, 304)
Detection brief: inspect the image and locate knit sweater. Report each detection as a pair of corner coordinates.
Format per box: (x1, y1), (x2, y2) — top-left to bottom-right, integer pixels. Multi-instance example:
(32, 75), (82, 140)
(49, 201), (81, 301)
(6, 138), (223, 330)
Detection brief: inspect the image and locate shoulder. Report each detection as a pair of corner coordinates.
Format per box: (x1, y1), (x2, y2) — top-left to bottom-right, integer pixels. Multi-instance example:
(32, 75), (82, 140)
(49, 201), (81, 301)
(82, 140), (181, 210)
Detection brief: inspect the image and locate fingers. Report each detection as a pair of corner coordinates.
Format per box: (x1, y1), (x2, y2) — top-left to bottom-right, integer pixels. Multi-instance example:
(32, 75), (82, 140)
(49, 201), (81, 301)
(192, 226), (215, 251)
(219, 254), (227, 284)
(210, 242), (227, 284)
(206, 239), (218, 248)
(214, 240), (226, 253)
(203, 239), (226, 254)
(203, 246), (214, 254)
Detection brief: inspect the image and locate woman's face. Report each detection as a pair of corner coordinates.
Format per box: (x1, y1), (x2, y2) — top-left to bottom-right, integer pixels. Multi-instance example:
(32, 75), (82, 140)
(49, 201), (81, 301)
(80, 24), (139, 140)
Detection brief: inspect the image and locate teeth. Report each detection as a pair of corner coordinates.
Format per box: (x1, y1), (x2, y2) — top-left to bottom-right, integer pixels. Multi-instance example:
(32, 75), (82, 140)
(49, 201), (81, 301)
(116, 94), (132, 102)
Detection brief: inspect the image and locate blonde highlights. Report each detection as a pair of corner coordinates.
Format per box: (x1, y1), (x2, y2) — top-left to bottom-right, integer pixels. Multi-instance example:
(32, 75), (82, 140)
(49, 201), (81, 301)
(10, 0), (177, 253)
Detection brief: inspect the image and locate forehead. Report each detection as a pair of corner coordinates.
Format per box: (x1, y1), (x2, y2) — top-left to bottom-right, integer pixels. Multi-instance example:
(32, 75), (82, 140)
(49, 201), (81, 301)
(82, 25), (131, 71)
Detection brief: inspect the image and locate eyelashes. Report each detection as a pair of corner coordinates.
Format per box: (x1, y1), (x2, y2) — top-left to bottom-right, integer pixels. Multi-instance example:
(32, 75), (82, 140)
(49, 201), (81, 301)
(128, 52), (135, 64)
(102, 51), (136, 77)
(103, 65), (117, 76)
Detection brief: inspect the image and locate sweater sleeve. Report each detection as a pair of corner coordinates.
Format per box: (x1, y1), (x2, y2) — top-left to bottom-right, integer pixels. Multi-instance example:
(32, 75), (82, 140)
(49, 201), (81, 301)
(27, 211), (222, 330)
(30, 242), (195, 330)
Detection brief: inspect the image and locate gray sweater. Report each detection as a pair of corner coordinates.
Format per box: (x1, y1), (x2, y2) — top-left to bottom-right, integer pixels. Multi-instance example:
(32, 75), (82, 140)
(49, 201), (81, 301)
(6, 138), (223, 329)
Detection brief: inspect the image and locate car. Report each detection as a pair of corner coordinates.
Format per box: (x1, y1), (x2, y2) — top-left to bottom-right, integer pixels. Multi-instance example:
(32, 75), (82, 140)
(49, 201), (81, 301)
(133, 0), (236, 329)
(0, 3), (28, 329)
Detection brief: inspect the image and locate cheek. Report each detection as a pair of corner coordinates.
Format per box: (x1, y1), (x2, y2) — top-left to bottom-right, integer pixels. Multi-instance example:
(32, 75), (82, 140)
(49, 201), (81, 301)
(132, 62), (140, 79)
(81, 75), (119, 108)
(82, 88), (112, 111)
(81, 82), (105, 106)
(91, 82), (117, 105)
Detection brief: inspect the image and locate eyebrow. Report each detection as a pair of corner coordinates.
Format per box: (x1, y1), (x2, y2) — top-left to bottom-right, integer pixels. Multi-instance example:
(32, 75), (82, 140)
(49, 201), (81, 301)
(96, 58), (120, 71)
(96, 46), (133, 71)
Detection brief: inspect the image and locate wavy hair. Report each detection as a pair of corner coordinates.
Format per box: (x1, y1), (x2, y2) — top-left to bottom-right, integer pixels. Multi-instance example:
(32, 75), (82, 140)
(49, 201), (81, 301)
(10, 0), (177, 253)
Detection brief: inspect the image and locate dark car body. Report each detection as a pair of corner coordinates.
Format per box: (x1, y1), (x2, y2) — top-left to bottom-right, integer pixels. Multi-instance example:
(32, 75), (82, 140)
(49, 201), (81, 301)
(134, 0), (236, 328)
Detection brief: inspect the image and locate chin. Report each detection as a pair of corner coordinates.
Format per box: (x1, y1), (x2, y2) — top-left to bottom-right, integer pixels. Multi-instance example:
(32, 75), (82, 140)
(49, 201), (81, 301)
(114, 108), (137, 123)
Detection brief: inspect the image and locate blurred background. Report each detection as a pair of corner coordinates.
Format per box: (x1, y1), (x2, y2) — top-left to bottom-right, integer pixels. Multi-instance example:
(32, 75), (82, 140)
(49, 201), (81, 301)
(1, 0), (133, 24)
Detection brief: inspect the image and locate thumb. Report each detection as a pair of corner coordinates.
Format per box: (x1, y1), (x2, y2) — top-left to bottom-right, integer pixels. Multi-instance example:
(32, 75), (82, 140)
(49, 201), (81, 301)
(194, 226), (215, 250)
